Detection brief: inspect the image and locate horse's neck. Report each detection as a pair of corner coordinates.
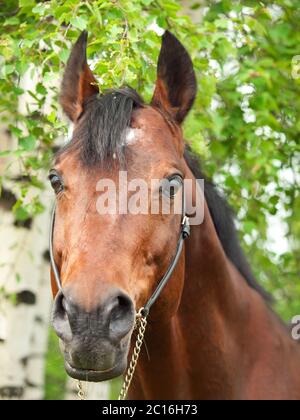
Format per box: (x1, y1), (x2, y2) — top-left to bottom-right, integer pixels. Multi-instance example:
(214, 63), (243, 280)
(176, 206), (253, 399)
(129, 204), (240, 399)
(130, 204), (283, 399)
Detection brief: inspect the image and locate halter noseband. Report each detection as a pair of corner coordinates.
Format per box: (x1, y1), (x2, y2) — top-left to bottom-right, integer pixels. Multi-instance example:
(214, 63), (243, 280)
(49, 185), (190, 317)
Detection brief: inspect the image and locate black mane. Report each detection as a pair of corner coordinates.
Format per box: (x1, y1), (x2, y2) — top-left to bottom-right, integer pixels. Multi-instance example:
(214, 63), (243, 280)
(185, 148), (270, 300)
(58, 87), (268, 300)
(57, 87), (144, 166)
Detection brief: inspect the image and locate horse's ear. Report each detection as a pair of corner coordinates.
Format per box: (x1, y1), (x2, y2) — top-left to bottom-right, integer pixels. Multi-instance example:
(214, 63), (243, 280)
(151, 31), (197, 124)
(60, 31), (99, 122)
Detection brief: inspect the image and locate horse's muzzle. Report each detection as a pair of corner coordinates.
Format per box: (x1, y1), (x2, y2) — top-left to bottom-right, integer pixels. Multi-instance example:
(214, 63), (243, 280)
(51, 288), (135, 381)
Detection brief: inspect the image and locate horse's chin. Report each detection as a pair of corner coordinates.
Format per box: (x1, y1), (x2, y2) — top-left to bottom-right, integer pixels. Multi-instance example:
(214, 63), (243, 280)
(64, 359), (126, 382)
(59, 334), (131, 382)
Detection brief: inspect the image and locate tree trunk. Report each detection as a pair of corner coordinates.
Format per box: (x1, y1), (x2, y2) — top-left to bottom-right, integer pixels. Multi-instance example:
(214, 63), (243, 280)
(0, 66), (52, 399)
(0, 195), (52, 400)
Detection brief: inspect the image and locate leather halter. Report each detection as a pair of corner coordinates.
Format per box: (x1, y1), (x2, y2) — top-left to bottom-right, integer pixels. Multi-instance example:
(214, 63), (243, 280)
(49, 184), (190, 317)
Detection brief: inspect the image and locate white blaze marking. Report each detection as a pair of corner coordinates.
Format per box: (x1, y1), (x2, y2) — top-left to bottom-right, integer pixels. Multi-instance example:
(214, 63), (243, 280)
(125, 128), (141, 146)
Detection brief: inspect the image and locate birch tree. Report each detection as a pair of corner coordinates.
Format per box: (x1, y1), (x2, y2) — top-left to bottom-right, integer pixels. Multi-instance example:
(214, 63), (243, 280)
(0, 83), (52, 399)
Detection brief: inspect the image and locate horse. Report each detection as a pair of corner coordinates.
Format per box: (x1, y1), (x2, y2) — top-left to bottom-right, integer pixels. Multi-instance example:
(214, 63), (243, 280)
(49, 30), (300, 400)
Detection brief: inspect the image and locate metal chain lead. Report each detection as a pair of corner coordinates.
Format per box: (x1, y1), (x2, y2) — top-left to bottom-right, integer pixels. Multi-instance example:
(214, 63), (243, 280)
(77, 380), (86, 400)
(118, 308), (147, 400)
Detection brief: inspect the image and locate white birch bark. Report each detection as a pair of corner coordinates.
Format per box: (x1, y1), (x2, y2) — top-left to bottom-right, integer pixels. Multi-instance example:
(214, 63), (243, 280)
(23, 250), (52, 400)
(0, 65), (52, 399)
(0, 196), (52, 400)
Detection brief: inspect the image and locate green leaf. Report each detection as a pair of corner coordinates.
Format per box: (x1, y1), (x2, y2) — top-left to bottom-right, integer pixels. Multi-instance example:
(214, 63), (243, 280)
(15, 60), (30, 76)
(19, 0), (35, 6)
(29, 176), (44, 190)
(244, 221), (257, 234)
(13, 204), (30, 222)
(32, 3), (49, 15)
(58, 48), (69, 64)
(1, 64), (14, 77)
(0, 150), (11, 157)
(36, 82), (47, 95)
(19, 134), (36, 151)
(3, 17), (19, 26)
(70, 16), (88, 31)
(9, 126), (23, 138)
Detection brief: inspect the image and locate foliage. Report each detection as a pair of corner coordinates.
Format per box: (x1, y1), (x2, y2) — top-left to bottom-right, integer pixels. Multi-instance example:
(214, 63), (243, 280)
(0, 0), (299, 325)
(45, 329), (67, 400)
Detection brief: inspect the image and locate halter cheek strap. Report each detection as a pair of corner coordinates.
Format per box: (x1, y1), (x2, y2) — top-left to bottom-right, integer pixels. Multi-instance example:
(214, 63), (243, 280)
(49, 206), (63, 293)
(49, 185), (190, 313)
(141, 214), (190, 317)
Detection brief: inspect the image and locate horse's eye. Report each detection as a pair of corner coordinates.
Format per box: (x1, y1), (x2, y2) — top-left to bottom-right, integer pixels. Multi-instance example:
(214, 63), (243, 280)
(161, 175), (183, 199)
(49, 171), (64, 195)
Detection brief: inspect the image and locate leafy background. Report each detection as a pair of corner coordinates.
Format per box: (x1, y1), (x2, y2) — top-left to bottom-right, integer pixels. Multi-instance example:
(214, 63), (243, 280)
(0, 0), (299, 399)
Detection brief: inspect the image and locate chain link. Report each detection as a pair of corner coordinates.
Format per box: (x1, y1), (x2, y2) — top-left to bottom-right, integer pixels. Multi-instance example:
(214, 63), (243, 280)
(77, 380), (86, 400)
(118, 308), (147, 400)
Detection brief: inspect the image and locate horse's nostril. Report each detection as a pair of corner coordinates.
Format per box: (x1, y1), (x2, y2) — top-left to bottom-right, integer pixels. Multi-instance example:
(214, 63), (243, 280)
(109, 292), (135, 341)
(117, 295), (133, 317)
(54, 292), (66, 315)
(62, 297), (67, 312)
(52, 291), (73, 342)
(52, 288), (134, 346)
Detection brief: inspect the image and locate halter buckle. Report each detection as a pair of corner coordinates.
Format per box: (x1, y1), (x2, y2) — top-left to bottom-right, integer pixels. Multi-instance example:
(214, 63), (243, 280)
(182, 215), (190, 238)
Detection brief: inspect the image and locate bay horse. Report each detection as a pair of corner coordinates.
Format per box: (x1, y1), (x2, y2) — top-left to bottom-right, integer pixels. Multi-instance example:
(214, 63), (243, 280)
(50, 30), (300, 400)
